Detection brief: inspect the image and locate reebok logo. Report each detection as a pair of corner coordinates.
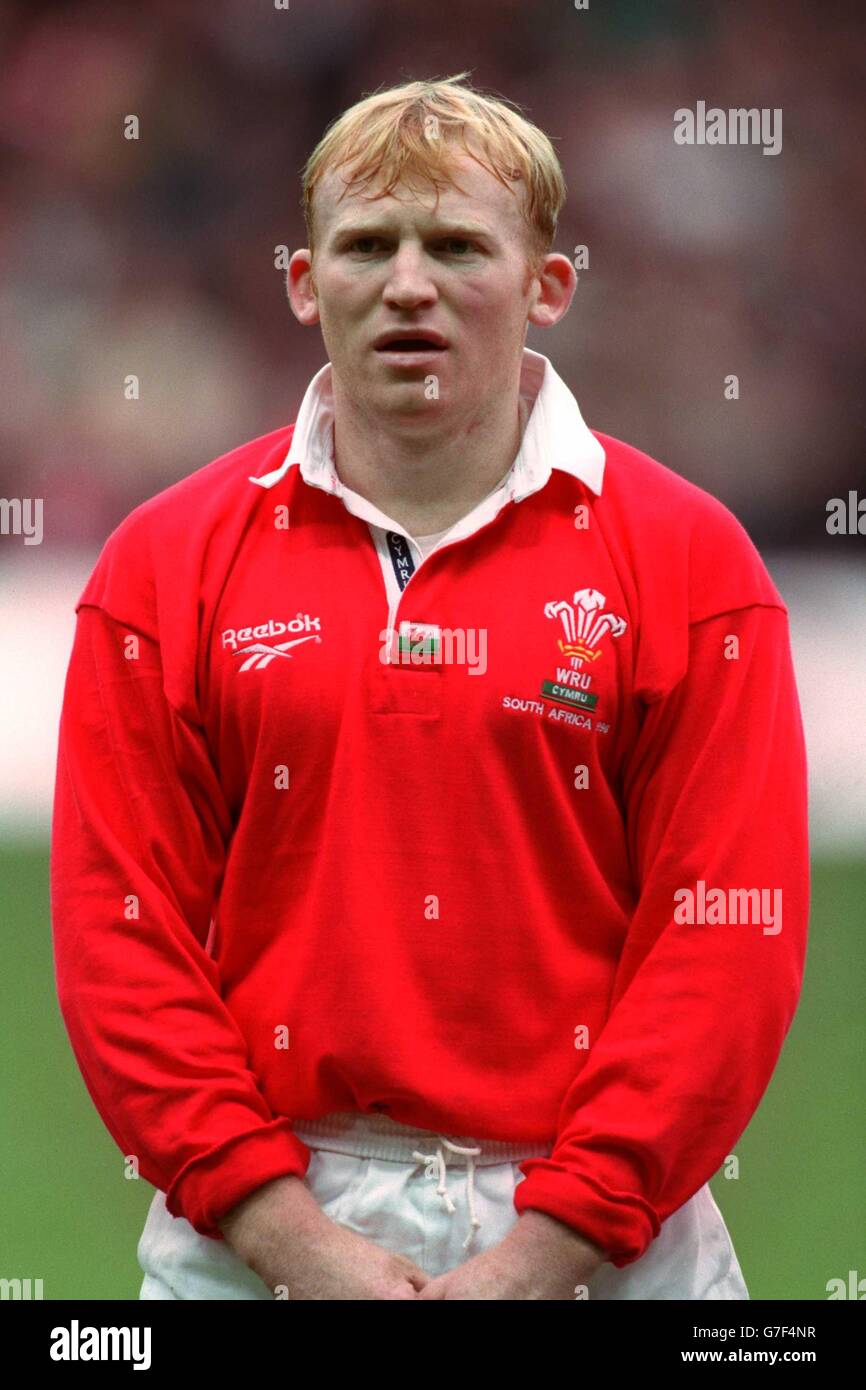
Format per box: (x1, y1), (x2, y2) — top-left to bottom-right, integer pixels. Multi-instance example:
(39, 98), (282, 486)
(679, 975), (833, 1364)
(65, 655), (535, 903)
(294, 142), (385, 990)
(222, 615), (323, 671)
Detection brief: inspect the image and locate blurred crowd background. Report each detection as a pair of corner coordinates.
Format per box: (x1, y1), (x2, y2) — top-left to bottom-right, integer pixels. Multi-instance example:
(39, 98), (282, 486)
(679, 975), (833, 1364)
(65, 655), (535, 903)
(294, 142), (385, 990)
(1, 0), (863, 1300)
(0, 0), (863, 545)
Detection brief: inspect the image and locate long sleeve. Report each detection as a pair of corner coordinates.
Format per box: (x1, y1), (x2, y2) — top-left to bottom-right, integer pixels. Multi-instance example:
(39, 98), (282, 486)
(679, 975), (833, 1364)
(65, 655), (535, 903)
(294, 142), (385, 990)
(50, 603), (311, 1239)
(513, 602), (810, 1266)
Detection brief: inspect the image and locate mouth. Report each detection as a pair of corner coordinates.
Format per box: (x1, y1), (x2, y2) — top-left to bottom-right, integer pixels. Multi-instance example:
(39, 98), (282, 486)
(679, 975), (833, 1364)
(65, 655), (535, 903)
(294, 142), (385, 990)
(375, 343), (450, 372)
(373, 333), (449, 362)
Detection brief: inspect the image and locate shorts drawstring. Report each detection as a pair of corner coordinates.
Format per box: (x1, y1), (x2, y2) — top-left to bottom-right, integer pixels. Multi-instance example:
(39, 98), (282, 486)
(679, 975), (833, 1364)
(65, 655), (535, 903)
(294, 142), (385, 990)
(412, 1136), (483, 1250)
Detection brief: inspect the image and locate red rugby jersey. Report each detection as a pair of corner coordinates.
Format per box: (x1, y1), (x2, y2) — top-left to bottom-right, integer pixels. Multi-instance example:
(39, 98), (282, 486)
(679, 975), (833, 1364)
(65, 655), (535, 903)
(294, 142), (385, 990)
(49, 348), (810, 1265)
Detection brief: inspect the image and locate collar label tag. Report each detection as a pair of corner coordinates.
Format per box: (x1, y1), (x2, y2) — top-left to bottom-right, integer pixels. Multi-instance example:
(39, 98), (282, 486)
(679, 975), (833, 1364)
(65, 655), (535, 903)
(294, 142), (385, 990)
(385, 530), (416, 591)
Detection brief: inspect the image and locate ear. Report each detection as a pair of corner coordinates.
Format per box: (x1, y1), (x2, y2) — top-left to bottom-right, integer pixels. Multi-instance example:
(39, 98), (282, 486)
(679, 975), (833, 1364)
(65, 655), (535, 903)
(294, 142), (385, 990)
(526, 253), (577, 329)
(287, 249), (320, 327)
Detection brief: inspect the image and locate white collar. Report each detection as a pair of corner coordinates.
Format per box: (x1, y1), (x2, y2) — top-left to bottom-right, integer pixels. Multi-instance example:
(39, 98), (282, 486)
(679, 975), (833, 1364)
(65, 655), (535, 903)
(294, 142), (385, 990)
(250, 347), (605, 532)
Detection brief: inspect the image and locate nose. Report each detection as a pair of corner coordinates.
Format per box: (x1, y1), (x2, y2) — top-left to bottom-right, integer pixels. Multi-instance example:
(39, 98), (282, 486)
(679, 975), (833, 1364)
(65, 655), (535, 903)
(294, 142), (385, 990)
(382, 242), (437, 309)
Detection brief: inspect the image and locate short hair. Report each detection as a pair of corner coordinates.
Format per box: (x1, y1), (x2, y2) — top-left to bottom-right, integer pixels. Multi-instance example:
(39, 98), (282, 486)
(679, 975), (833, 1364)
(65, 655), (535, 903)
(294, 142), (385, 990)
(301, 71), (567, 276)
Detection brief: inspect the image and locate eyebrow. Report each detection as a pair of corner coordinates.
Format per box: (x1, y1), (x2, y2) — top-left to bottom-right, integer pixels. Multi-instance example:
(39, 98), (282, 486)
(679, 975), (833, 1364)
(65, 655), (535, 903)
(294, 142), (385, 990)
(330, 220), (495, 243)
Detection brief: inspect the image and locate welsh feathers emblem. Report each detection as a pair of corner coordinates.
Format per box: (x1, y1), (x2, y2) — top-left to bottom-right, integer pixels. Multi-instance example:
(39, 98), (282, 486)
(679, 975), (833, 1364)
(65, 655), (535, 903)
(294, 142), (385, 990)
(544, 588), (627, 664)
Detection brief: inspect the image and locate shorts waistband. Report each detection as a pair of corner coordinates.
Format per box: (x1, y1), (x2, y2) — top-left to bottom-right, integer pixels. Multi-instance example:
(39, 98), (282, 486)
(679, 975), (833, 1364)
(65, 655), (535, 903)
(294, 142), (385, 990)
(291, 1110), (553, 1165)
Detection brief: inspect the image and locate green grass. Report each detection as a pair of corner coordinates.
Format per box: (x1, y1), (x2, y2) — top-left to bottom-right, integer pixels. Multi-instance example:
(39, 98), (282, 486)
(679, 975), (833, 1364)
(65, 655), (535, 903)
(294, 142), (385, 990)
(708, 857), (866, 1299)
(2, 843), (863, 1299)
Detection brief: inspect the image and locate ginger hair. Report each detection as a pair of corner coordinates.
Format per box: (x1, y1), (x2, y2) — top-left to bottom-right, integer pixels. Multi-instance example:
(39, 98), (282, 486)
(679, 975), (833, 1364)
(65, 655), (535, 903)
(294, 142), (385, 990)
(301, 70), (567, 278)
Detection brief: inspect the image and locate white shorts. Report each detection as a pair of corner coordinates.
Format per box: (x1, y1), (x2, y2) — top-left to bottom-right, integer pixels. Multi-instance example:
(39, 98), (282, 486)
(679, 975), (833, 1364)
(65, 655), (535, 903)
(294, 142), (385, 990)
(137, 1110), (749, 1300)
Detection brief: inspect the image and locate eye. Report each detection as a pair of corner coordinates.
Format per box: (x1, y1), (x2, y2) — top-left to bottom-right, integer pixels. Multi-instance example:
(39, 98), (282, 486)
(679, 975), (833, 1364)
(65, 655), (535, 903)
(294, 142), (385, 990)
(343, 235), (477, 257)
(347, 237), (383, 254)
(438, 238), (474, 255)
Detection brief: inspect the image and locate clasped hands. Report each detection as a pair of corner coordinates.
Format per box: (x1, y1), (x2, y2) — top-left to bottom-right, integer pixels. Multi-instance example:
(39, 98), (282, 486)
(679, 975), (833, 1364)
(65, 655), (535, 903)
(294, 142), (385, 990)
(219, 1174), (606, 1301)
(406, 1209), (605, 1300)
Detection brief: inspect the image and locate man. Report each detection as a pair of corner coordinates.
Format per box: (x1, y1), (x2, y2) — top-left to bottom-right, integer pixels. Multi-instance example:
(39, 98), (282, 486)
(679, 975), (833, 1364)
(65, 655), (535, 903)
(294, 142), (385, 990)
(50, 73), (809, 1301)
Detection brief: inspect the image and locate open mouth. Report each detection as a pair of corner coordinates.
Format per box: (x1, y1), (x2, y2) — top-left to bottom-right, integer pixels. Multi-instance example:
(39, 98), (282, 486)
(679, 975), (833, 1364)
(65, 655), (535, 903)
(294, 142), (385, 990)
(375, 339), (448, 353)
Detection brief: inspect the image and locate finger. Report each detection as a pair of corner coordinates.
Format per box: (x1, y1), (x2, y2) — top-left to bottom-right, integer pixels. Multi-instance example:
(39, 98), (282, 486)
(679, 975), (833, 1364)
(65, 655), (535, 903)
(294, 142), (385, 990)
(383, 1281), (420, 1300)
(417, 1279), (447, 1299)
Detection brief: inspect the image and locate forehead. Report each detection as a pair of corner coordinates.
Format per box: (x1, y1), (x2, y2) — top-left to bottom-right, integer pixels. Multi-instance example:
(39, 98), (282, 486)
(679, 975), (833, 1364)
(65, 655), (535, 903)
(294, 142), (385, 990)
(313, 149), (528, 242)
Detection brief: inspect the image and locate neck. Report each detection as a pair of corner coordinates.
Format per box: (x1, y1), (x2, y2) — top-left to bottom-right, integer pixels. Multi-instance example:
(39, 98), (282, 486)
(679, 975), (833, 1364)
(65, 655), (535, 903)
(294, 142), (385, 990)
(330, 377), (528, 537)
